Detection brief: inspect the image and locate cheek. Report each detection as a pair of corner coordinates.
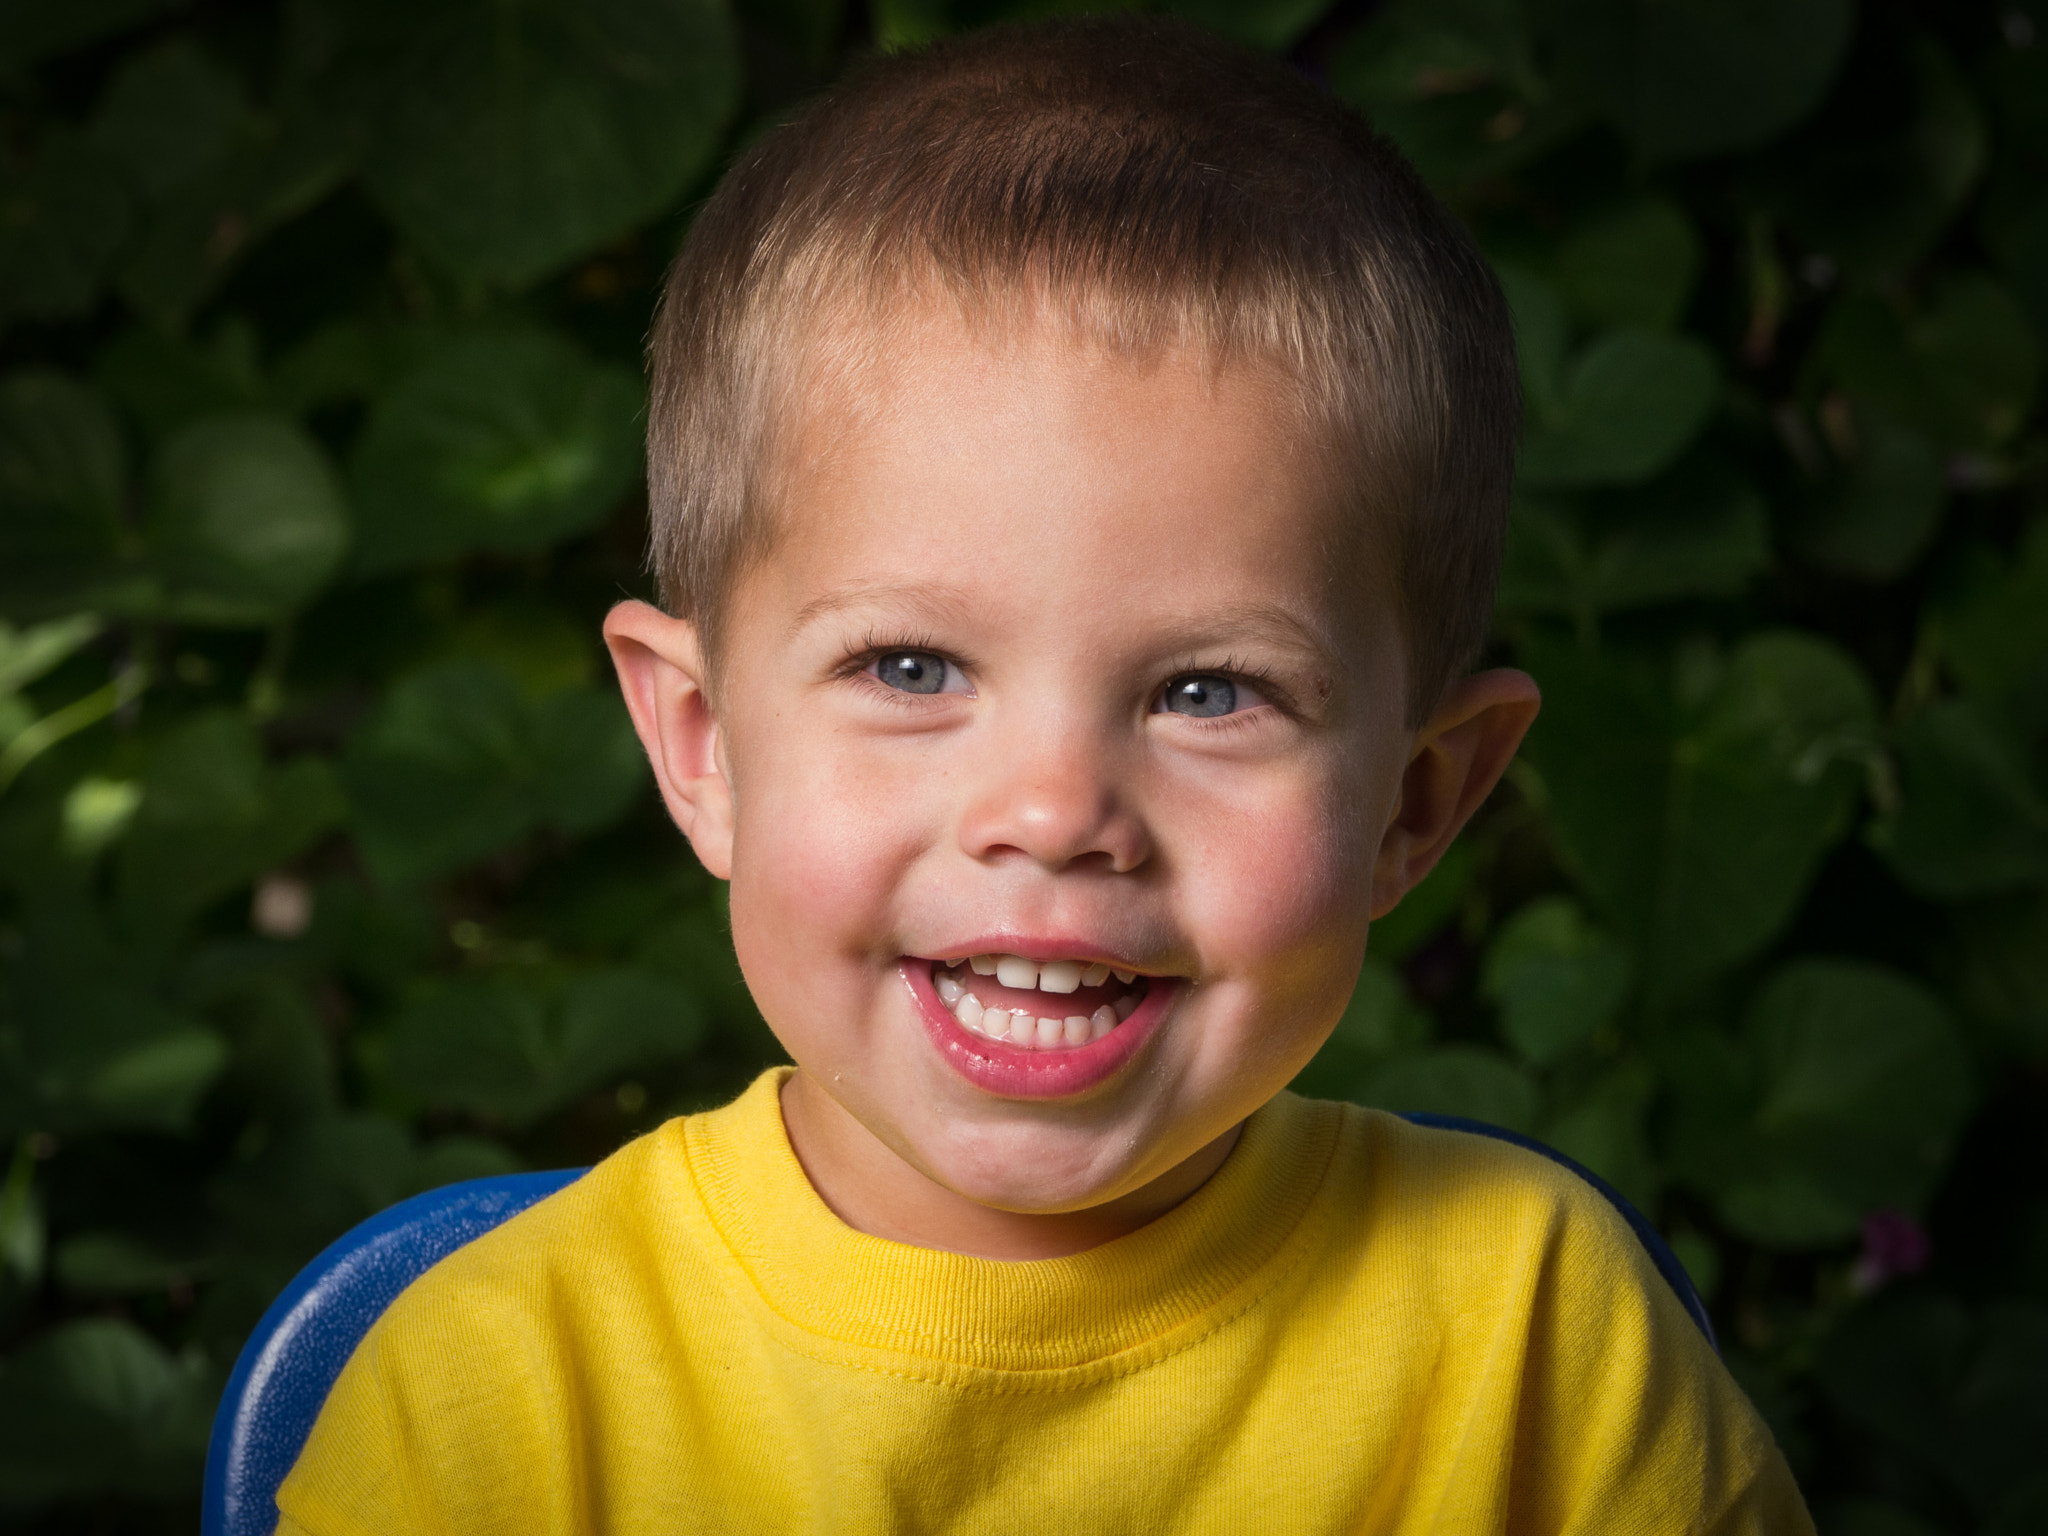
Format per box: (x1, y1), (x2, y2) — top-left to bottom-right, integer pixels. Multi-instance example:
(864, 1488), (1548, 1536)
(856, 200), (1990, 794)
(1178, 762), (1380, 961)
(726, 730), (942, 969)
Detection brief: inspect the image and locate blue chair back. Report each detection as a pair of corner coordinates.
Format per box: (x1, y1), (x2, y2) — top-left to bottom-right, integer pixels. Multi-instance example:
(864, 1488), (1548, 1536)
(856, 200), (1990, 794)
(202, 1168), (587, 1536)
(200, 1115), (1713, 1536)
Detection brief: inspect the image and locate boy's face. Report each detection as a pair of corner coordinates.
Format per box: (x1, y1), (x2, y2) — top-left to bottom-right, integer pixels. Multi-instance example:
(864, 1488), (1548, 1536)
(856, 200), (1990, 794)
(611, 304), (1535, 1252)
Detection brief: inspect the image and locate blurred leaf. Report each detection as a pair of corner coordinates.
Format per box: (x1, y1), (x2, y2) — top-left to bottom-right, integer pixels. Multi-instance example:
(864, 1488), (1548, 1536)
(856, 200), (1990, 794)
(1951, 894), (2048, 1057)
(346, 659), (644, 884)
(1524, 631), (1877, 995)
(0, 614), (101, 698)
(1161, 0), (1331, 52)
(1813, 274), (2038, 453)
(1361, 1044), (1538, 1132)
(1500, 453), (1769, 619)
(1791, 407), (1947, 582)
(530, 686), (647, 833)
(1761, 36), (1985, 280)
(1555, 197), (1701, 331)
(349, 328), (642, 573)
(1537, 0), (1851, 161)
(148, 413), (351, 619)
(344, 659), (535, 882)
(1328, 3), (1581, 193)
(1481, 896), (1631, 1064)
(1519, 330), (1719, 487)
(324, 0), (742, 287)
(91, 38), (249, 200)
(116, 711), (346, 920)
(1941, 516), (2048, 741)
(1816, 1294), (2048, 1516)
(0, 1318), (214, 1505)
(1669, 960), (1974, 1245)
(1873, 700), (2048, 900)
(387, 966), (701, 1126)
(0, 0), (187, 74)
(210, 1112), (417, 1262)
(53, 1232), (200, 1295)
(96, 322), (266, 443)
(0, 132), (135, 326)
(0, 371), (135, 619)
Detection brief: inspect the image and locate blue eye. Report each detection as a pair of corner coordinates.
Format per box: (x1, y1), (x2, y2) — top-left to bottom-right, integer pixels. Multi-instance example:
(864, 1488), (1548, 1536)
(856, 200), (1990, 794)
(1161, 675), (1238, 717)
(873, 651), (953, 695)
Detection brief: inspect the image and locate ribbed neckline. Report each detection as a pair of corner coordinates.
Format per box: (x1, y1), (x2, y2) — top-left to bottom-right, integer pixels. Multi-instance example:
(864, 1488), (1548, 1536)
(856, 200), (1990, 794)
(675, 1069), (1346, 1377)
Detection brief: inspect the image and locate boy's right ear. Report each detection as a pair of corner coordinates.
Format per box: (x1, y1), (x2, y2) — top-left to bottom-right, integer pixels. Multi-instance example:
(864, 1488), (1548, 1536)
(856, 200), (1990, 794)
(603, 600), (735, 880)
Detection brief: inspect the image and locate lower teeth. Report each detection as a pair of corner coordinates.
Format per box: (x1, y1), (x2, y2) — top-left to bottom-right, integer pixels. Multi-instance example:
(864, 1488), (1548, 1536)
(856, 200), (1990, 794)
(939, 966), (1139, 1049)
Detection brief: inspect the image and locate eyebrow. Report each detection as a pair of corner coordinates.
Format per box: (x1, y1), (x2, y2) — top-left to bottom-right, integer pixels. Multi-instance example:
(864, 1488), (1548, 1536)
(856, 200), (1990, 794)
(796, 581), (1339, 668)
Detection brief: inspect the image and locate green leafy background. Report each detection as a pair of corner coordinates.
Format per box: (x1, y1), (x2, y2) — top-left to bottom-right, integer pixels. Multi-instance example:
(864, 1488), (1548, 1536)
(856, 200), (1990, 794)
(2, 0), (2044, 1529)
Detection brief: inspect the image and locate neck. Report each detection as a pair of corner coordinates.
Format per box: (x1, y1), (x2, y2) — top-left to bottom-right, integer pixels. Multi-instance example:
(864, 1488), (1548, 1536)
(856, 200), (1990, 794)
(778, 1070), (1241, 1261)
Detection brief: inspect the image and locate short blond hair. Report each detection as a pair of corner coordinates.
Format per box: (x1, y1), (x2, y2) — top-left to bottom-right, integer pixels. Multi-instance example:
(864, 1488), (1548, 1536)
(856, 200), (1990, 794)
(646, 16), (1518, 724)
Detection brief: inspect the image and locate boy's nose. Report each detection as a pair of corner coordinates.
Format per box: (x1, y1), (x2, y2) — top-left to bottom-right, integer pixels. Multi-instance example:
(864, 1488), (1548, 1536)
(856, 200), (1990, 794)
(956, 734), (1152, 874)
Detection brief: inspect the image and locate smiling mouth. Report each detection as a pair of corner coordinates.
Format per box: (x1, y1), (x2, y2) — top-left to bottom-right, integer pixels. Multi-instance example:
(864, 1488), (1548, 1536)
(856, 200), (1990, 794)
(928, 953), (1152, 1051)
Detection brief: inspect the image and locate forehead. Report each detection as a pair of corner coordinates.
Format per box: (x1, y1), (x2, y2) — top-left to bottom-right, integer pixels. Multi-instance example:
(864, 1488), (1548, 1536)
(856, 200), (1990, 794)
(758, 301), (1370, 632)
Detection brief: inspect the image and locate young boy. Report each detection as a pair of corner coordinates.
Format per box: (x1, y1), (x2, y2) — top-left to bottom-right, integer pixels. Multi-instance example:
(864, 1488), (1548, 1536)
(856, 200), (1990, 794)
(279, 18), (1813, 1534)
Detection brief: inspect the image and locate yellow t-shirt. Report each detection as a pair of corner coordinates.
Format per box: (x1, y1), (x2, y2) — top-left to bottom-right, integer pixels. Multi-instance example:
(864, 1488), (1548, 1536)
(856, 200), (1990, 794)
(277, 1069), (1812, 1535)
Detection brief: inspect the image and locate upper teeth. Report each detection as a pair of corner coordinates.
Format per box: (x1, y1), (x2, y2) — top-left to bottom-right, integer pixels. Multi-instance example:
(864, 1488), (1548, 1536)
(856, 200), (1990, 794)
(967, 953), (1136, 992)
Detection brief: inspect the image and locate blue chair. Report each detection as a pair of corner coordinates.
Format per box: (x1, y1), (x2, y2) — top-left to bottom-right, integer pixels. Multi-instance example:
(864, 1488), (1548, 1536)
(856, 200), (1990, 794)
(200, 1118), (1712, 1536)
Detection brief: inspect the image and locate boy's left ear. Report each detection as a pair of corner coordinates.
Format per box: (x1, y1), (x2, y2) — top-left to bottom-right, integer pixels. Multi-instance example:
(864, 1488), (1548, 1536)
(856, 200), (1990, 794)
(1370, 669), (1541, 919)
(604, 600), (736, 880)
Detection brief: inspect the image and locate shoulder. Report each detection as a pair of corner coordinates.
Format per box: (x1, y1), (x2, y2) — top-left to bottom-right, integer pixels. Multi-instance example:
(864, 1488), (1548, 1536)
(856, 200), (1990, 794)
(1296, 1097), (1704, 1383)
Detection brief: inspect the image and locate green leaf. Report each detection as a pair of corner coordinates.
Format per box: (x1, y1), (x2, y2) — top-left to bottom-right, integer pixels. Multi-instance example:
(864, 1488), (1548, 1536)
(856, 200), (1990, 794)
(1518, 330), (1719, 487)
(1499, 452), (1769, 619)
(387, 966), (702, 1127)
(213, 1109), (416, 1246)
(1816, 1294), (2048, 1515)
(530, 686), (647, 834)
(116, 711), (347, 920)
(1791, 407), (1947, 582)
(1669, 960), (1974, 1245)
(0, 131), (135, 325)
(1359, 1044), (1539, 1133)
(0, 0), (187, 74)
(1873, 700), (2048, 899)
(1481, 896), (1632, 1064)
(0, 613), (101, 698)
(1328, 5), (1583, 194)
(1761, 37), (1986, 280)
(53, 1232), (200, 1295)
(1813, 275), (2039, 455)
(1941, 517), (2048, 741)
(0, 1318), (214, 1505)
(1951, 894), (2048, 1057)
(1522, 630), (1878, 995)
(0, 371), (135, 619)
(349, 329), (642, 574)
(148, 413), (351, 619)
(345, 660), (645, 884)
(327, 0), (742, 287)
(1160, 0), (1333, 52)
(1537, 0), (1851, 162)
(95, 321), (266, 442)
(90, 38), (248, 201)
(344, 659), (536, 883)
(1555, 198), (1702, 331)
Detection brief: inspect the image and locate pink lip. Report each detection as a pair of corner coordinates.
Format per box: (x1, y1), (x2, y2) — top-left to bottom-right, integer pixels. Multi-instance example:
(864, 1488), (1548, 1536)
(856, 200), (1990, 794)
(902, 959), (1176, 1101)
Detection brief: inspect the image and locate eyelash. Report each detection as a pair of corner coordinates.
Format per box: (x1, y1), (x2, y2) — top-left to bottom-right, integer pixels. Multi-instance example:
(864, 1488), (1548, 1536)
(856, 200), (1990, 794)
(836, 632), (965, 706)
(835, 636), (1291, 719)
